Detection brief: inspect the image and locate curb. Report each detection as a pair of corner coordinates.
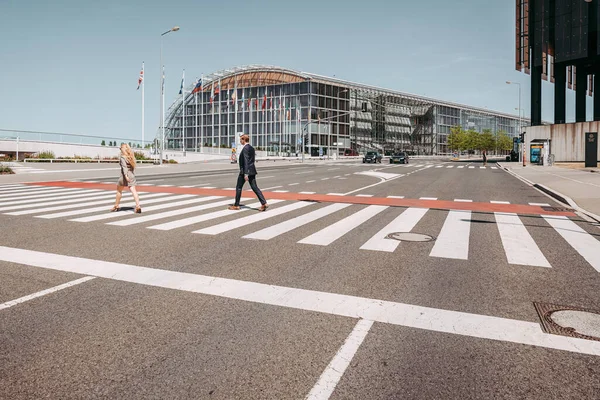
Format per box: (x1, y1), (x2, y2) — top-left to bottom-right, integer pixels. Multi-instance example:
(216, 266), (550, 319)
(497, 162), (600, 223)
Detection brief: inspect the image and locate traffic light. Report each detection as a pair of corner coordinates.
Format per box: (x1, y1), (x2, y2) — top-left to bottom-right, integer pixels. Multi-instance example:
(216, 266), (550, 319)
(519, 132), (526, 143)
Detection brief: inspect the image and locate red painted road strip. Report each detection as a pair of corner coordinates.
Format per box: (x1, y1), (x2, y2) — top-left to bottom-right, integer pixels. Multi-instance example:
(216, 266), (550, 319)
(26, 181), (576, 217)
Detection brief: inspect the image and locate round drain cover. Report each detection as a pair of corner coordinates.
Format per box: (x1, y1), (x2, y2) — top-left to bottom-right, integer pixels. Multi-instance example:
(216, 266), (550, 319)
(550, 310), (600, 339)
(386, 232), (435, 242)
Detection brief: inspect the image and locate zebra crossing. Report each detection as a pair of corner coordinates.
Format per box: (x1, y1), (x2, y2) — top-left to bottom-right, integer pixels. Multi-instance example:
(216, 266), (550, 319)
(1, 183), (599, 273)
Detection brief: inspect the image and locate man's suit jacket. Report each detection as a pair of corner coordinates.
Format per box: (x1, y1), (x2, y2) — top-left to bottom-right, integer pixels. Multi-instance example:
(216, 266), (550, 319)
(239, 144), (258, 176)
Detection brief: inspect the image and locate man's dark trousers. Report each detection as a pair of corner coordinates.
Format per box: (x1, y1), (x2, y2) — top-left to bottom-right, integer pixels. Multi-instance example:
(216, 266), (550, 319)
(234, 174), (266, 206)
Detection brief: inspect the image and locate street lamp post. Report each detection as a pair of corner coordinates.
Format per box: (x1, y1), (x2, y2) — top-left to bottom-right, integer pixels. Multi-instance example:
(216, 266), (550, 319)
(506, 81), (523, 166)
(159, 26), (180, 165)
(301, 111), (352, 163)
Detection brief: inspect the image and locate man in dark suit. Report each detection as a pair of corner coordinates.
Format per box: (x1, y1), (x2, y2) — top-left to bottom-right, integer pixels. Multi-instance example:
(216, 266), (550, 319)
(228, 134), (268, 211)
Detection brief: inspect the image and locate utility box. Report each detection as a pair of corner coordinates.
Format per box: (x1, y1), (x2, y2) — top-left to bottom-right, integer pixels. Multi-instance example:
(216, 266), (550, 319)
(585, 132), (598, 168)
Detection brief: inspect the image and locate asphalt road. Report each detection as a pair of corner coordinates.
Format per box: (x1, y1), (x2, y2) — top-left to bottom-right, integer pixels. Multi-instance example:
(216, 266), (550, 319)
(1, 158), (599, 399)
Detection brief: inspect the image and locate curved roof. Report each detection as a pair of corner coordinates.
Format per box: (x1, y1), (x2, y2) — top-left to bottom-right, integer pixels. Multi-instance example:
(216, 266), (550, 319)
(200, 65), (310, 91)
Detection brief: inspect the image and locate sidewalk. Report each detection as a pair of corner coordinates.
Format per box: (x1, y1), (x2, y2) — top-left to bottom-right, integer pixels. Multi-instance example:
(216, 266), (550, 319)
(498, 162), (600, 221)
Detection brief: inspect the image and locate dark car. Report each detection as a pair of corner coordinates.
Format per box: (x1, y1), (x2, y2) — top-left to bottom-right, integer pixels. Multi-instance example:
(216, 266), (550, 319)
(363, 151), (382, 163)
(389, 152), (409, 164)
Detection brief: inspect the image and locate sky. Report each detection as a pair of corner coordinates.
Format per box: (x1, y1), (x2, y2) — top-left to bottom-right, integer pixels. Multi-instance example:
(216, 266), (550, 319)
(0, 0), (593, 143)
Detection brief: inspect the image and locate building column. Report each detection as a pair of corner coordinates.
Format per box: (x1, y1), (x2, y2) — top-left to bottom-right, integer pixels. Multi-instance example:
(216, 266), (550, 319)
(576, 68), (587, 122)
(594, 73), (600, 121)
(531, 65), (543, 126)
(554, 63), (566, 124)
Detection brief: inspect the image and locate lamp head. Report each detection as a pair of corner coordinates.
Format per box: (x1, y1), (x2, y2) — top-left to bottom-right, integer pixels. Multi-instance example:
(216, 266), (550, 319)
(172, 26), (180, 32)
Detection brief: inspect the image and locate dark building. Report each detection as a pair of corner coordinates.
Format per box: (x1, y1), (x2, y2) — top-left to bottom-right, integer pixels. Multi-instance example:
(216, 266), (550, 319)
(516, 0), (600, 125)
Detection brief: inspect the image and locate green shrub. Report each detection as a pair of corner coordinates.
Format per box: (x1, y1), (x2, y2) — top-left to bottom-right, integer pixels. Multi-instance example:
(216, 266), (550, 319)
(36, 151), (55, 159)
(134, 151), (151, 161)
(168, 159), (178, 164)
(0, 164), (14, 174)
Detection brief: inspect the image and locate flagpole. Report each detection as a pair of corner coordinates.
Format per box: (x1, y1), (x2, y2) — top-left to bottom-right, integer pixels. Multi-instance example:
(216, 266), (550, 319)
(194, 82), (198, 152)
(200, 73), (204, 153)
(141, 62), (144, 149)
(162, 65), (165, 163)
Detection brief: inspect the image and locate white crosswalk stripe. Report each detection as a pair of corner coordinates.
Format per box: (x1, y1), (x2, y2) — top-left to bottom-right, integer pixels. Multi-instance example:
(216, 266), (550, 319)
(148, 200), (273, 231)
(193, 201), (311, 235)
(299, 205), (388, 246)
(360, 208), (429, 252)
(107, 197), (230, 226)
(35, 193), (172, 219)
(0, 191), (113, 212)
(70, 195), (196, 222)
(430, 210), (471, 260)
(244, 203), (352, 240)
(495, 212), (550, 268)
(0, 187), (94, 201)
(543, 215), (600, 273)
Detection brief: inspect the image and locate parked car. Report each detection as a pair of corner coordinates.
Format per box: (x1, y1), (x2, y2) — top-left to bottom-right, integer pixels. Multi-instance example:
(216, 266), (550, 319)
(389, 152), (409, 164)
(363, 151), (382, 163)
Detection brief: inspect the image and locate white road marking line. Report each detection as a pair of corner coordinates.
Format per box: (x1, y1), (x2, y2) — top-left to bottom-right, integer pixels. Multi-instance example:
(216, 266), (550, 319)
(360, 208), (428, 252)
(332, 175), (341, 179)
(0, 185), (46, 193)
(0, 189), (102, 206)
(222, 187), (236, 190)
(69, 195), (196, 222)
(306, 180), (316, 183)
(321, 178), (330, 181)
(469, 166), (475, 169)
(430, 210), (471, 260)
(413, 164), (423, 168)
(193, 201), (311, 235)
(386, 195), (405, 199)
(491, 200), (510, 204)
(355, 171), (399, 180)
(147, 200), (267, 231)
(289, 183), (299, 186)
(263, 186), (283, 190)
(299, 191), (316, 194)
(543, 215), (600, 272)
(356, 194), (374, 197)
(327, 193), (344, 196)
(0, 277), (95, 311)
(35, 193), (171, 219)
(244, 203), (352, 240)
(491, 167), (498, 169)
(419, 197), (438, 200)
(344, 174), (351, 176)
(203, 186), (217, 189)
(157, 184), (174, 187)
(454, 199), (473, 202)
(0, 184), (26, 190)
(107, 197), (228, 226)
(495, 212), (551, 268)
(457, 166), (465, 169)
(529, 202), (551, 206)
(299, 205), (388, 246)
(295, 171), (314, 174)
(446, 166), (454, 168)
(1, 246), (599, 356)
(272, 190), (289, 193)
(435, 166), (443, 168)
(327, 168), (340, 171)
(306, 319), (374, 400)
(0, 192), (112, 212)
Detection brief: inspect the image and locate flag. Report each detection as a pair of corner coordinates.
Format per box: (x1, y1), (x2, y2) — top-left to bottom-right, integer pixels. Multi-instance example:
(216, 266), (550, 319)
(191, 78), (203, 94)
(262, 92), (266, 109)
(242, 90), (245, 110)
(137, 62), (144, 90)
(215, 80), (220, 95)
(178, 69), (185, 95)
(210, 82), (214, 104)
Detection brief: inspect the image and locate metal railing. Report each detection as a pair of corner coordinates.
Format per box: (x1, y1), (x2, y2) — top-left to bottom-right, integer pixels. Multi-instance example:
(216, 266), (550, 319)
(23, 158), (156, 164)
(0, 129), (146, 148)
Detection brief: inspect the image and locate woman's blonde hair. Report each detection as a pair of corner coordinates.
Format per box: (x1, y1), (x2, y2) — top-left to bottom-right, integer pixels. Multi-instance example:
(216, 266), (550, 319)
(120, 143), (137, 169)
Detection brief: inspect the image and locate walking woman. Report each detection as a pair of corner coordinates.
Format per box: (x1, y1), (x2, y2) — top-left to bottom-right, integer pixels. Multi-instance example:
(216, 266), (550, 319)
(111, 143), (142, 213)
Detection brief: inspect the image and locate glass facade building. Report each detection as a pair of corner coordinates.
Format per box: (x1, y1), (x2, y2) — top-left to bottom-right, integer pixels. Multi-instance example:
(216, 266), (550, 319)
(162, 65), (526, 156)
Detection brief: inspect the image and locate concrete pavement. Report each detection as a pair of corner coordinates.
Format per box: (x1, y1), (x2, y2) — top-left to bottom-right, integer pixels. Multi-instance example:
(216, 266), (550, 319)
(1, 159), (599, 399)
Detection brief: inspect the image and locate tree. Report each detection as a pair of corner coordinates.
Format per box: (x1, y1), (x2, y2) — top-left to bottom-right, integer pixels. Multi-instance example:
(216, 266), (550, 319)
(109, 141), (113, 147)
(463, 129), (480, 154)
(479, 129), (495, 152)
(447, 126), (466, 155)
(496, 130), (513, 152)
(101, 140), (106, 146)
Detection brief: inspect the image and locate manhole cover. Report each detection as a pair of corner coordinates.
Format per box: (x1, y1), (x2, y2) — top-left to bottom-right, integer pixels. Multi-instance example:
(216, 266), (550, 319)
(386, 232), (435, 242)
(533, 302), (600, 342)
(541, 206), (571, 212)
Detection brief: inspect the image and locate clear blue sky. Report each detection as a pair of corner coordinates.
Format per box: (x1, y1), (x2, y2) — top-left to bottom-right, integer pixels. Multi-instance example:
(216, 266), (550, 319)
(0, 0), (591, 142)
